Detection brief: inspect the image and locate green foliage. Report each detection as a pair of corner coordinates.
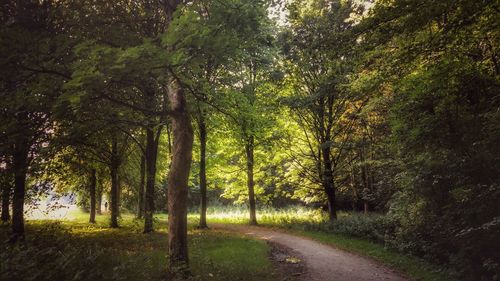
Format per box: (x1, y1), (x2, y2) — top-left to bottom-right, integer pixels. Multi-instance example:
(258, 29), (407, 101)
(351, 0), (500, 279)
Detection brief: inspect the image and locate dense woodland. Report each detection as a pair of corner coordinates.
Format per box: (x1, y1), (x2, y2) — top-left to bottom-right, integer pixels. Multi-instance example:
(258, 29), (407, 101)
(0, 0), (499, 280)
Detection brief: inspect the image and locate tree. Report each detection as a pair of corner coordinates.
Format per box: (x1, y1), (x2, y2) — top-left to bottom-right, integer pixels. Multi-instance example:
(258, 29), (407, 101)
(193, 101), (212, 229)
(280, 0), (361, 220)
(137, 154), (145, 219)
(1, 158), (11, 222)
(223, 0), (276, 225)
(354, 0), (500, 278)
(55, 81), (136, 228)
(162, 0), (193, 272)
(44, 147), (103, 224)
(64, 0), (173, 233)
(0, 0), (74, 240)
(166, 0), (274, 228)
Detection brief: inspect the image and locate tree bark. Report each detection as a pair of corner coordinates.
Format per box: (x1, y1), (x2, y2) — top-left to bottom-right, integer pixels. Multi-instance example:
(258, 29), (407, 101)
(11, 139), (28, 241)
(360, 146), (370, 214)
(162, 0), (191, 273)
(110, 136), (120, 228)
(198, 119), (208, 229)
(89, 168), (97, 223)
(245, 136), (257, 225)
(350, 164), (358, 211)
(97, 181), (102, 215)
(167, 83), (193, 272)
(137, 155), (145, 219)
(144, 127), (158, 233)
(321, 146), (337, 221)
(1, 168), (11, 223)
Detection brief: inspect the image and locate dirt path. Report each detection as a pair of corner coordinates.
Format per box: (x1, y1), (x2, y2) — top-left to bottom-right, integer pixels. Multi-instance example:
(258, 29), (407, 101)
(213, 224), (409, 281)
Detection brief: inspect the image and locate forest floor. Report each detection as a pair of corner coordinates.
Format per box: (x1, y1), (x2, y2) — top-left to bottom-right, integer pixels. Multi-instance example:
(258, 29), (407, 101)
(214, 224), (409, 281)
(0, 212), (278, 281)
(1, 209), (452, 281)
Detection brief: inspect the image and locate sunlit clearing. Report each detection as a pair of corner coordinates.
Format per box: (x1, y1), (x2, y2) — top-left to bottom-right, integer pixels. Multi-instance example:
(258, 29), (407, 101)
(25, 197), (79, 220)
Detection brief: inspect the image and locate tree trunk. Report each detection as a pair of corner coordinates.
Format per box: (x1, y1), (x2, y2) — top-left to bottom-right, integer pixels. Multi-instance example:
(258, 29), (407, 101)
(144, 127), (158, 233)
(110, 166), (119, 227)
(110, 136), (120, 228)
(11, 140), (28, 241)
(89, 168), (97, 223)
(1, 170), (11, 223)
(162, 0), (190, 273)
(245, 137), (257, 225)
(137, 155), (145, 219)
(97, 182), (102, 215)
(117, 174), (121, 218)
(167, 82), (194, 272)
(198, 119), (208, 229)
(321, 146), (337, 221)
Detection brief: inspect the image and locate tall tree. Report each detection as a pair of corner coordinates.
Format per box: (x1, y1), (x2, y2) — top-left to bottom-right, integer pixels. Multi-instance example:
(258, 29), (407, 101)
(224, 0), (276, 225)
(1, 158), (11, 223)
(194, 102), (210, 228)
(162, 0), (193, 272)
(280, 0), (360, 220)
(137, 154), (145, 219)
(0, 0), (74, 240)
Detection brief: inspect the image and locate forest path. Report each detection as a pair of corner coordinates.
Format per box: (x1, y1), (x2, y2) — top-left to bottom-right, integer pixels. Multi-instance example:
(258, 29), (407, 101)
(213, 224), (409, 281)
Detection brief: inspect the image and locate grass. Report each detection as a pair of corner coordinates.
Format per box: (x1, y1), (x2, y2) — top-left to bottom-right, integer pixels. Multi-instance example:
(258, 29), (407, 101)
(0, 210), (276, 281)
(2, 207), (454, 281)
(190, 231), (273, 281)
(198, 206), (454, 281)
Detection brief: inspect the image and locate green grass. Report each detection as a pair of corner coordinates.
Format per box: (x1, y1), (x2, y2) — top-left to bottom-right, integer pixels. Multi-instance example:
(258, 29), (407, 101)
(199, 206), (454, 281)
(190, 231), (273, 281)
(0, 210), (276, 281)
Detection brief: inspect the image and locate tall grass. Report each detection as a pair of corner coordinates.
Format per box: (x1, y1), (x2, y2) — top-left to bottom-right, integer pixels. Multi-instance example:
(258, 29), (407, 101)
(194, 205), (391, 243)
(190, 205), (331, 225)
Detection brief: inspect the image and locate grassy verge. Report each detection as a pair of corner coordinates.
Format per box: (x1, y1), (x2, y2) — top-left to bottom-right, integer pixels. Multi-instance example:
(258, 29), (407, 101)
(199, 207), (453, 281)
(0, 210), (275, 281)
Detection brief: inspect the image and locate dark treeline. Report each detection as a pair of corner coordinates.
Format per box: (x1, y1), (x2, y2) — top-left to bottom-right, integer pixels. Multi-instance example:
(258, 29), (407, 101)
(0, 0), (498, 280)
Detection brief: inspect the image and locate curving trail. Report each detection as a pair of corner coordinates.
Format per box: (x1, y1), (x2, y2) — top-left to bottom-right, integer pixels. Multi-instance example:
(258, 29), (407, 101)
(213, 224), (410, 281)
